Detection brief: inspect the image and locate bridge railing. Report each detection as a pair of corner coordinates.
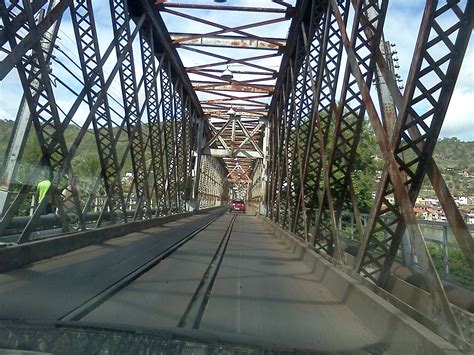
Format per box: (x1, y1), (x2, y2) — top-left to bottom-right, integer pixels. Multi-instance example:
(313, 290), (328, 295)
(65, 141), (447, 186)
(261, 0), (472, 343)
(0, 1), (232, 244)
(330, 210), (474, 291)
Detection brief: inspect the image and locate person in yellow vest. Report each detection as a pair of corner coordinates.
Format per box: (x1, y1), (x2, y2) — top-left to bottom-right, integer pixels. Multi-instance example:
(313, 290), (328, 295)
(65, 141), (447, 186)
(37, 179), (52, 215)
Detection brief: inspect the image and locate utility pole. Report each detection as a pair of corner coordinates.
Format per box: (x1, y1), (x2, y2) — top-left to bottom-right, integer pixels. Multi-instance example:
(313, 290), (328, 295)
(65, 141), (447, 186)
(374, 37), (414, 267)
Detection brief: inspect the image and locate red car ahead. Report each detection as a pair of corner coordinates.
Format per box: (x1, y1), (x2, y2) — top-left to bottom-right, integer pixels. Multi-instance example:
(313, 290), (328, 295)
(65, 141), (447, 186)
(229, 199), (246, 213)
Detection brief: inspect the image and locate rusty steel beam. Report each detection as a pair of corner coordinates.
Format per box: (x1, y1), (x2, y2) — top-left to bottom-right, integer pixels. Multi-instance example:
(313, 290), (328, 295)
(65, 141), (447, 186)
(162, 7), (289, 48)
(330, 0), (465, 340)
(185, 50), (279, 73)
(354, 4), (474, 270)
(161, 3), (289, 13)
(201, 93), (270, 104)
(193, 82), (274, 93)
(170, 33), (285, 50)
(189, 68), (277, 76)
(204, 149), (263, 159)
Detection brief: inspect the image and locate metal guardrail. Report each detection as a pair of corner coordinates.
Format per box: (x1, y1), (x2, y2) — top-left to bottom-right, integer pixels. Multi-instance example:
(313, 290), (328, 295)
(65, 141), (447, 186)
(333, 210), (474, 289)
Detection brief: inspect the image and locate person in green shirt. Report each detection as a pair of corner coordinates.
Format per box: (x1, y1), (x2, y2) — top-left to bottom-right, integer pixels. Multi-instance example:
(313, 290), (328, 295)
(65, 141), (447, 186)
(37, 179), (52, 215)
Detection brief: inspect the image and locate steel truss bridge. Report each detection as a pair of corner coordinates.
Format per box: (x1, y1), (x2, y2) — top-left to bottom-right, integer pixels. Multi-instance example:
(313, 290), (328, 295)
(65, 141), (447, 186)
(0, 0), (473, 353)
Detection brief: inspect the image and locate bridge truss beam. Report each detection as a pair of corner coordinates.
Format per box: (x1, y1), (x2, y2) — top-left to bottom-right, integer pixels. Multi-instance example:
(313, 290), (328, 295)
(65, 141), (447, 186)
(0, 0), (473, 349)
(265, 0), (473, 346)
(0, 0), (228, 243)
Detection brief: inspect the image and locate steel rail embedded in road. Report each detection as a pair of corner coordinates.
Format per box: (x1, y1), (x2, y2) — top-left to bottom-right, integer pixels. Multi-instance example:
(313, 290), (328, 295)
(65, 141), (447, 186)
(58, 214), (224, 322)
(178, 213), (237, 329)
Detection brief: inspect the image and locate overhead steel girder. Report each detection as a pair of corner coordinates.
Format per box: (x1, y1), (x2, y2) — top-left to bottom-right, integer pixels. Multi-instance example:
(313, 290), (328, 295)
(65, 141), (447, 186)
(170, 33), (285, 50)
(158, 1), (291, 188)
(161, 3), (289, 14)
(161, 7), (289, 51)
(193, 82), (274, 94)
(203, 149), (263, 159)
(204, 114), (263, 162)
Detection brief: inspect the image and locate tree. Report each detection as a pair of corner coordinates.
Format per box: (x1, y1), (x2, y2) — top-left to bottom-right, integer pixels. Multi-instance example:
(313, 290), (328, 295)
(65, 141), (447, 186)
(351, 120), (383, 213)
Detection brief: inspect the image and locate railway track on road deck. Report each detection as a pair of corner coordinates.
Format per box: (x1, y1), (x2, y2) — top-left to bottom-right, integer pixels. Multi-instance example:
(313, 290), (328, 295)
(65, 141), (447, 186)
(59, 213), (238, 326)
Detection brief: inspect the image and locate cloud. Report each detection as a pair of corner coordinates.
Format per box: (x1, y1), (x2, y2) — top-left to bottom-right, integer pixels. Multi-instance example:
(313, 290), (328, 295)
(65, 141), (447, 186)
(441, 49), (474, 140)
(0, 1), (471, 141)
(0, 70), (22, 121)
(384, 0), (473, 140)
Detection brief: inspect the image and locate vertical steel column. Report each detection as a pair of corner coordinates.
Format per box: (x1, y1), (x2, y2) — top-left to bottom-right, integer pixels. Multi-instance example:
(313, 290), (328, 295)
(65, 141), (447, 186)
(311, 0), (387, 260)
(173, 82), (185, 212)
(259, 119), (270, 215)
(160, 59), (178, 213)
(139, 27), (166, 216)
(70, 0), (127, 226)
(192, 117), (205, 210)
(291, 0), (342, 239)
(109, 0), (150, 220)
(301, 1), (347, 241)
(282, 23), (316, 234)
(272, 71), (291, 224)
(180, 97), (195, 210)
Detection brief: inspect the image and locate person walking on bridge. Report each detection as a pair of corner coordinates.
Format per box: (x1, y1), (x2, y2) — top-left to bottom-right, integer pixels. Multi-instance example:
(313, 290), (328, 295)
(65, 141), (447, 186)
(37, 179), (52, 215)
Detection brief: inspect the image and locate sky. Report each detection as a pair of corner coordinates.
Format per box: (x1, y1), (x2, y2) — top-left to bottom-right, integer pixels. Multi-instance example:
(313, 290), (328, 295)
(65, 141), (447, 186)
(382, 0), (473, 140)
(0, 0), (472, 140)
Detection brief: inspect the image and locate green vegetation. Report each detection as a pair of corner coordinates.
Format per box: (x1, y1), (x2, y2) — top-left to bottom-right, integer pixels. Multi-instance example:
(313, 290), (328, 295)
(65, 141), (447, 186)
(358, 129), (474, 198)
(2, 118), (472, 198)
(0, 120), (150, 186)
(430, 137), (474, 196)
(427, 243), (473, 291)
(351, 120), (384, 212)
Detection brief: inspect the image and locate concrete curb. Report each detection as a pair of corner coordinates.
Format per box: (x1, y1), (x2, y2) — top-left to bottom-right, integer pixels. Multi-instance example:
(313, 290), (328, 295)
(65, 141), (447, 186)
(0, 207), (224, 273)
(259, 216), (466, 354)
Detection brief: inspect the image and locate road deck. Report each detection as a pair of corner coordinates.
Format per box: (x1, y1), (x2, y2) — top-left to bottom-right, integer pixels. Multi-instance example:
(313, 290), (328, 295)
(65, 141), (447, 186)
(0, 211), (384, 352)
(0, 209), (223, 320)
(84, 213), (382, 352)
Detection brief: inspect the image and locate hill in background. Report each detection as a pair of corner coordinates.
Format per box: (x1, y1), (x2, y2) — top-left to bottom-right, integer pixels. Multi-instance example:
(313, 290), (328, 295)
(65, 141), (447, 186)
(1, 119), (473, 196)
